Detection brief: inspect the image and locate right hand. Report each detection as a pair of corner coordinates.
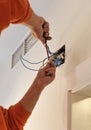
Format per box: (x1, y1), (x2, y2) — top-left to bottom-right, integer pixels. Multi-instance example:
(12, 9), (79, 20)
(25, 11), (52, 44)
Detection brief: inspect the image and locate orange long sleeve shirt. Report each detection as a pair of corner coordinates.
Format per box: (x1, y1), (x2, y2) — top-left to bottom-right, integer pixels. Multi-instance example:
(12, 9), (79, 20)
(0, 102), (31, 130)
(0, 0), (32, 32)
(0, 0), (32, 129)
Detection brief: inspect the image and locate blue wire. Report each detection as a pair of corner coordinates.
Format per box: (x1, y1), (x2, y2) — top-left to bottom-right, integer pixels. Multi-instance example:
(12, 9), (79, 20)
(20, 56), (40, 71)
(20, 55), (48, 64)
(20, 55), (53, 71)
(20, 44), (55, 71)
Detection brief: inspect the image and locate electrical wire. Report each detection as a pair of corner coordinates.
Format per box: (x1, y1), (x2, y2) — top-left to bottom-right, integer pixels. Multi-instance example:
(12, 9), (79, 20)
(45, 44), (50, 60)
(20, 44), (55, 71)
(20, 55), (48, 65)
(20, 56), (41, 71)
(20, 55), (53, 71)
(20, 43), (65, 71)
(45, 44), (54, 55)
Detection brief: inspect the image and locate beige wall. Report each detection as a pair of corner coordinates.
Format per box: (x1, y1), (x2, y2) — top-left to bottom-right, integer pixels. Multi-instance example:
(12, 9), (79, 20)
(1, 0), (91, 130)
(72, 94), (91, 130)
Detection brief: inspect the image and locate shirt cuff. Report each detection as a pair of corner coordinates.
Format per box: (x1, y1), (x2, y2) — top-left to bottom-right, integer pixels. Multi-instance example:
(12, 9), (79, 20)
(13, 102), (31, 125)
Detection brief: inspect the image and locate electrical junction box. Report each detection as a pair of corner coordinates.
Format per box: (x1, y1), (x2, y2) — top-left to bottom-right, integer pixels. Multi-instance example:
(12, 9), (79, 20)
(50, 45), (65, 67)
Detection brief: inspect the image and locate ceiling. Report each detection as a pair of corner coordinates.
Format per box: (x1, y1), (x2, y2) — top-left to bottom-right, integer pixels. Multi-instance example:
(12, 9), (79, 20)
(75, 84), (91, 97)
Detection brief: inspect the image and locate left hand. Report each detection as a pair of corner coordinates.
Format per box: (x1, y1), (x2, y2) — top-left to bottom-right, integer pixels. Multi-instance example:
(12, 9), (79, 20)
(34, 60), (56, 89)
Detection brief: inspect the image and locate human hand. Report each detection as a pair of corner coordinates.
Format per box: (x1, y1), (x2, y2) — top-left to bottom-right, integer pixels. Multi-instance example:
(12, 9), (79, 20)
(20, 60), (56, 113)
(25, 11), (52, 44)
(34, 60), (56, 89)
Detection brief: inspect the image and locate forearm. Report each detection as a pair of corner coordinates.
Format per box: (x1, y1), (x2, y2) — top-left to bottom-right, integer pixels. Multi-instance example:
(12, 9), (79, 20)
(20, 80), (44, 113)
(20, 60), (56, 113)
(24, 11), (38, 28)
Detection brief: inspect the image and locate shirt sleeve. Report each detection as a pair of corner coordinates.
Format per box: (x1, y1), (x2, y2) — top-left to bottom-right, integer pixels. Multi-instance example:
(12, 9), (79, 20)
(3, 102), (31, 130)
(10, 0), (33, 24)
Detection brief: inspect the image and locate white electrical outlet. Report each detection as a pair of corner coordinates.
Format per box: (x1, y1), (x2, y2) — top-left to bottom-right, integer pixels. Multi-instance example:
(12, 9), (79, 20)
(11, 33), (38, 68)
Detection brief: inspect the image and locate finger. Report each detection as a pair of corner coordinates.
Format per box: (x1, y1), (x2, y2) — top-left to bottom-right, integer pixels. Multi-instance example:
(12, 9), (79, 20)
(43, 27), (49, 32)
(45, 36), (52, 40)
(43, 32), (49, 37)
(47, 60), (56, 68)
(44, 23), (49, 27)
(45, 67), (56, 73)
(41, 61), (55, 72)
(42, 21), (52, 44)
(42, 22), (50, 35)
(45, 68), (56, 77)
(45, 69), (56, 77)
(43, 32), (52, 40)
(35, 29), (45, 44)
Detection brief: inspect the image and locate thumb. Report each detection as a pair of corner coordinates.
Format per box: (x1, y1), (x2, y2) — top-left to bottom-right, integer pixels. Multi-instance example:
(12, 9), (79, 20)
(46, 60), (56, 68)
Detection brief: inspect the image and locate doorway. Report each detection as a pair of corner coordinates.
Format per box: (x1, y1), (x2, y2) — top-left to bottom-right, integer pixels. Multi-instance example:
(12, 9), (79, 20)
(67, 84), (91, 130)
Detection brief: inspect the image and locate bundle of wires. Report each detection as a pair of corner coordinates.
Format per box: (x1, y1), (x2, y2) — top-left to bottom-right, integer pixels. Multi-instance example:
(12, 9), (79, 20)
(20, 44), (54, 71)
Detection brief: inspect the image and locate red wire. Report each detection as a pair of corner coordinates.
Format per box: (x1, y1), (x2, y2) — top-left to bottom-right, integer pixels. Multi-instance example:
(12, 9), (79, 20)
(45, 44), (50, 60)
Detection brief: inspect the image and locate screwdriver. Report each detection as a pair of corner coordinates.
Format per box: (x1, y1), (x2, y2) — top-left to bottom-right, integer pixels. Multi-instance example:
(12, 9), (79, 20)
(42, 24), (50, 60)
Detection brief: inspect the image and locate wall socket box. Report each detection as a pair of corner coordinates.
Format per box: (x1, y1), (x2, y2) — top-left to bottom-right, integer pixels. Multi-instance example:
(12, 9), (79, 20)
(11, 33), (37, 68)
